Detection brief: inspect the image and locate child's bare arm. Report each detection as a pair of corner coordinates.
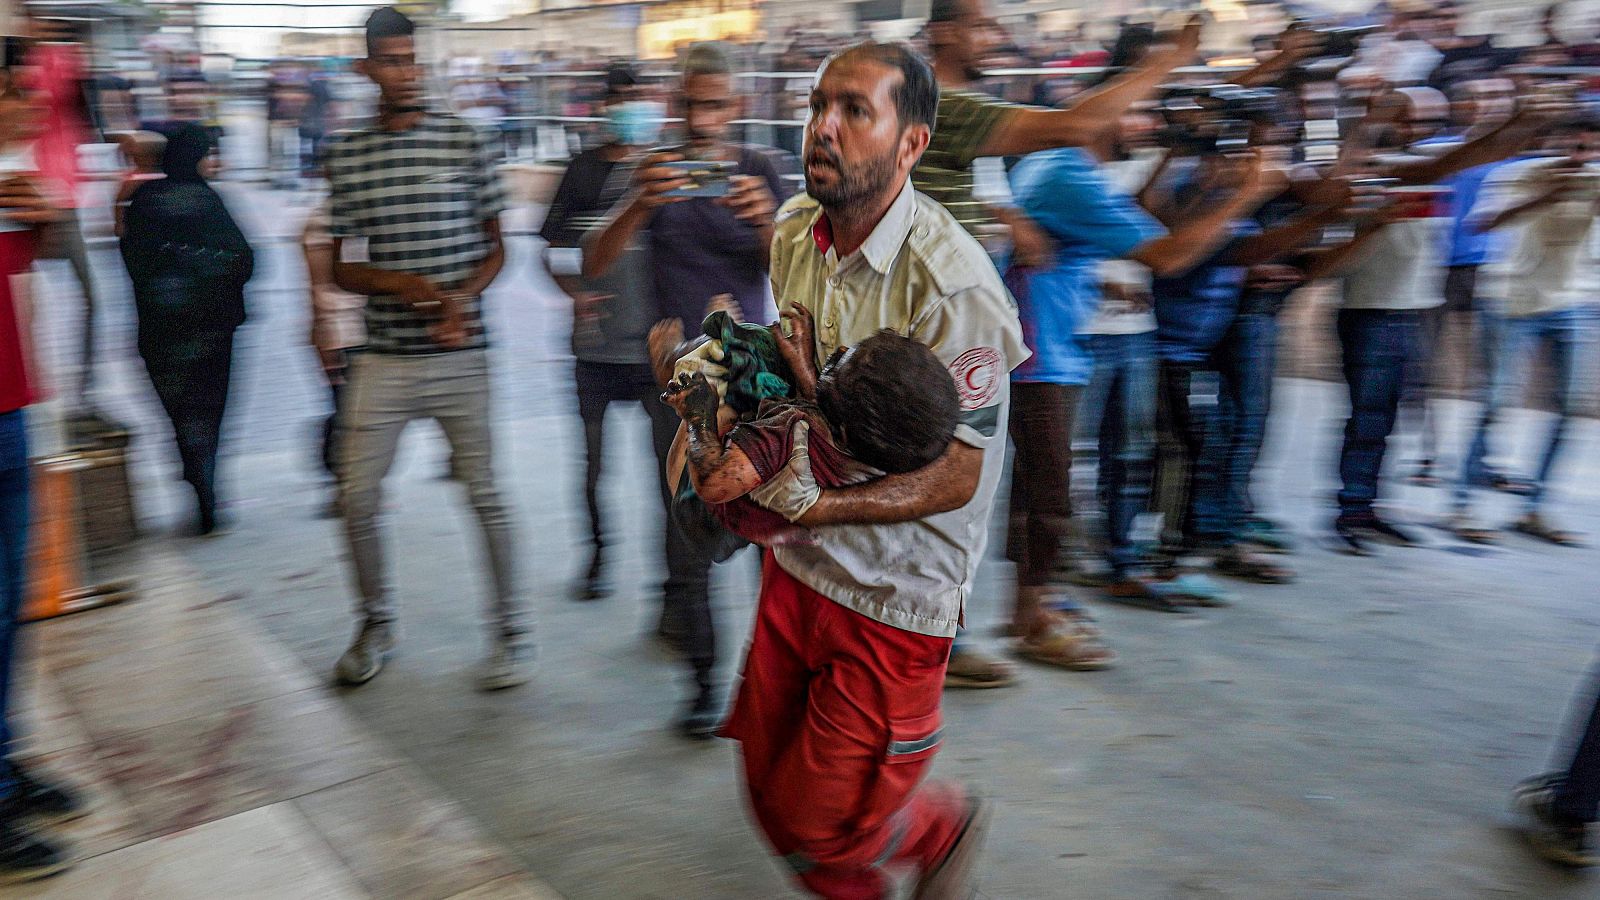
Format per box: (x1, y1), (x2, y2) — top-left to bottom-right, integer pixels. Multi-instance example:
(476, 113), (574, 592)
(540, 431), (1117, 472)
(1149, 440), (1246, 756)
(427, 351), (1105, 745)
(662, 372), (764, 504)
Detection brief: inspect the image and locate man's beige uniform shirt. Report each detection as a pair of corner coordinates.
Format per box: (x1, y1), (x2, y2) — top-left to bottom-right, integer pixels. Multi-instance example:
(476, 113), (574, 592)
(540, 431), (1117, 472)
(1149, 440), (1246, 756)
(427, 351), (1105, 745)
(766, 179), (1028, 638)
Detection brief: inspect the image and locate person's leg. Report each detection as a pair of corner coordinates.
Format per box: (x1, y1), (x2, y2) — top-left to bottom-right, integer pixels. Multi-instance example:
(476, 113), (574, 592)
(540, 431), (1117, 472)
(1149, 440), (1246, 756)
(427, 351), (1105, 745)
(646, 396), (721, 720)
(573, 361), (613, 597)
(1003, 381), (1108, 666)
(745, 565), (966, 899)
(0, 411), (29, 789)
(183, 329), (235, 531)
(1109, 332), (1158, 574)
(55, 211), (100, 404)
(723, 552), (824, 859)
(1077, 336), (1120, 565)
(1155, 362), (1201, 551)
(1007, 382), (1078, 614)
(1412, 301), (1449, 474)
(1455, 309), (1517, 511)
(1336, 310), (1409, 520)
(336, 353), (415, 637)
(1553, 667), (1600, 825)
(0, 410), (72, 877)
(426, 350), (527, 648)
(1527, 309), (1593, 514)
(322, 378), (345, 478)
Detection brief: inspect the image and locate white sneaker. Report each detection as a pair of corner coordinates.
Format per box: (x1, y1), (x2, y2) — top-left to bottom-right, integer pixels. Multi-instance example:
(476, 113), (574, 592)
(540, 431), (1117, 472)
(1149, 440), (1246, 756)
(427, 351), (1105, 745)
(477, 640), (531, 692)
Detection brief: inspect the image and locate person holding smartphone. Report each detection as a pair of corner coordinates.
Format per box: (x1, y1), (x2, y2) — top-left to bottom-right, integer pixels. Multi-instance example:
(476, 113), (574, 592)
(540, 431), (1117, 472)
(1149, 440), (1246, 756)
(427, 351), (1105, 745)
(584, 41), (790, 739)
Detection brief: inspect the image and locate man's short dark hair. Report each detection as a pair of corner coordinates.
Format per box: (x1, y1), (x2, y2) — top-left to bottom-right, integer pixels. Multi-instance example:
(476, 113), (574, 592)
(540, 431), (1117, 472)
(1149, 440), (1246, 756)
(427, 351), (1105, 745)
(825, 42), (939, 132)
(928, 0), (967, 25)
(604, 61), (639, 99)
(365, 6), (415, 56)
(817, 331), (959, 475)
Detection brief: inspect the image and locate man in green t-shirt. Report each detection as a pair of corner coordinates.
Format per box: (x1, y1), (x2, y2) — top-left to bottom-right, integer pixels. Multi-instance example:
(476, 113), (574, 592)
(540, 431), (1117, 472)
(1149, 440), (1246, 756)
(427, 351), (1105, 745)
(914, 0), (1202, 690)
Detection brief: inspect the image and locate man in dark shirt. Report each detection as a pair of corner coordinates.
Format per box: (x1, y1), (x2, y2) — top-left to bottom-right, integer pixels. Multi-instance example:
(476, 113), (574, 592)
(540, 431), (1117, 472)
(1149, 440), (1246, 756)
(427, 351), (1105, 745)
(585, 41), (788, 738)
(539, 63), (664, 603)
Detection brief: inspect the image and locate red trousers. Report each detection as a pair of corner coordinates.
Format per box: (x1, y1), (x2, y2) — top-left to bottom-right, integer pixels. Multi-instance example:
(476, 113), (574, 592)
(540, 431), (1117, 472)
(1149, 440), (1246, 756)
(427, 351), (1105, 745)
(722, 552), (966, 899)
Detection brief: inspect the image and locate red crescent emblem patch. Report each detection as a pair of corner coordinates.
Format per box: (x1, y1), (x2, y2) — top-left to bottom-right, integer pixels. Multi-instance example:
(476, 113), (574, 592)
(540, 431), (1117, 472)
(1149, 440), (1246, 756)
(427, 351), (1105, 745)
(949, 347), (1002, 411)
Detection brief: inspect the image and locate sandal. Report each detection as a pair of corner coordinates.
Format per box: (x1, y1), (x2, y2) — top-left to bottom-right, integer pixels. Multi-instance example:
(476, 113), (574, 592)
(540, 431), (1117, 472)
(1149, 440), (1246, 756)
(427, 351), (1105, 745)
(1512, 514), (1584, 547)
(1213, 550), (1295, 585)
(943, 646), (1018, 689)
(1014, 627), (1116, 672)
(1441, 515), (1497, 545)
(999, 608), (1102, 640)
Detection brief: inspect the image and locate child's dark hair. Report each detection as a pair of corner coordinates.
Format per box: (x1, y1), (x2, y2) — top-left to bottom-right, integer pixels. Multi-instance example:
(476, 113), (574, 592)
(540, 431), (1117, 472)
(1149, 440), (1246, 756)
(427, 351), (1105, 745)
(816, 330), (959, 475)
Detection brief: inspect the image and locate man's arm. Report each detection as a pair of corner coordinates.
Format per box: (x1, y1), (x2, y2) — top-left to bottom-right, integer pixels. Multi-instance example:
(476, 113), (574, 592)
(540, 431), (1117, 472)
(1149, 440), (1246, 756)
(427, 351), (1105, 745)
(1129, 153), (1284, 275)
(583, 151), (690, 279)
(1384, 109), (1544, 186)
(453, 218), (505, 300)
(976, 17), (1201, 158)
(1231, 27), (1325, 88)
(795, 441), (983, 528)
(1474, 170), (1579, 233)
(1222, 206), (1342, 267)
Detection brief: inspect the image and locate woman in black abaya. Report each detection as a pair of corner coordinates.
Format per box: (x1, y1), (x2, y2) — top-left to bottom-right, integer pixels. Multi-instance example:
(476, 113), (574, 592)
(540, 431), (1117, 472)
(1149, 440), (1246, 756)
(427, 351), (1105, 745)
(121, 123), (253, 534)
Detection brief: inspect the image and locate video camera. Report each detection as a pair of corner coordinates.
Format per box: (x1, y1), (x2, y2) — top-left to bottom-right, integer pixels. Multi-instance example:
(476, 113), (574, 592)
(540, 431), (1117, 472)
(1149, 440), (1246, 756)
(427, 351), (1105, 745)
(1306, 24), (1381, 60)
(1157, 85), (1292, 155)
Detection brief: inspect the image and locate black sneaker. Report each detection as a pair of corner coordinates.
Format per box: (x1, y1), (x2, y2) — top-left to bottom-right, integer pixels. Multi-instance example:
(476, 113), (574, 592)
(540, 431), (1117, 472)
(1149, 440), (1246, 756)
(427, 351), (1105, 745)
(679, 684), (722, 741)
(1332, 517), (1372, 556)
(5, 763), (84, 825)
(0, 822), (69, 884)
(1514, 774), (1598, 867)
(1358, 515), (1419, 547)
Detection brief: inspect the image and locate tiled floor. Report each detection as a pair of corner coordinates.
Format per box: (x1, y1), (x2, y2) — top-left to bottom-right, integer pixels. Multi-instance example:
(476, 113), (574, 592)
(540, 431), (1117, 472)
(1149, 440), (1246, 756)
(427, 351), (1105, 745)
(7, 546), (560, 899)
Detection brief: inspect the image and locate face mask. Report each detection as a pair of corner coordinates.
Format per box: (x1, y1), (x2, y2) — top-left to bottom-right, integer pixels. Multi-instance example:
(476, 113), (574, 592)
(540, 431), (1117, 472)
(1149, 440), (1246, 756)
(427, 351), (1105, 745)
(605, 100), (665, 147)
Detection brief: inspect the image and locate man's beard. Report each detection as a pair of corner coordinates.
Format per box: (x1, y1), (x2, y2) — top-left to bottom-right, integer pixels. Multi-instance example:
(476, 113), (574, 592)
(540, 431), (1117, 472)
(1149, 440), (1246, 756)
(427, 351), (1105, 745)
(805, 144), (898, 211)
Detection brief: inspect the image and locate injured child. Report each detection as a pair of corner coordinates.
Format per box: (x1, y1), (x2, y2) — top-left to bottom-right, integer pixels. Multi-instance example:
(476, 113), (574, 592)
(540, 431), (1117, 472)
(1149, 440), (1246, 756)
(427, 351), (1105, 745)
(662, 305), (959, 546)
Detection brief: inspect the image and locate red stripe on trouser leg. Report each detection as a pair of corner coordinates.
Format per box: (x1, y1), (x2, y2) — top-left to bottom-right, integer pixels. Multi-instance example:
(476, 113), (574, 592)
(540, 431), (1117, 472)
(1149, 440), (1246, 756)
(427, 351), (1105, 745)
(723, 552), (966, 900)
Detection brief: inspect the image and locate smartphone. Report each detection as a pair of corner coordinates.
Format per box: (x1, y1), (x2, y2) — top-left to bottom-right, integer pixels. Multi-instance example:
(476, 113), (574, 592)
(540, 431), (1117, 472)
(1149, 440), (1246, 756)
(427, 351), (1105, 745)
(662, 160), (735, 199)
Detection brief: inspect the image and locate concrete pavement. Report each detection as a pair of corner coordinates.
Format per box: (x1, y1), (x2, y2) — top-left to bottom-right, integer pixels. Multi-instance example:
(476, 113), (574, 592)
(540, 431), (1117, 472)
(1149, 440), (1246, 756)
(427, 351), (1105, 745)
(22, 184), (1600, 898)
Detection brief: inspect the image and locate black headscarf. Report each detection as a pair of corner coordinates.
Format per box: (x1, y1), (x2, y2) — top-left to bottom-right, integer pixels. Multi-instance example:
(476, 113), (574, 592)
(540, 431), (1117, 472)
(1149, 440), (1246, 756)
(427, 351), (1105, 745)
(121, 123), (254, 332)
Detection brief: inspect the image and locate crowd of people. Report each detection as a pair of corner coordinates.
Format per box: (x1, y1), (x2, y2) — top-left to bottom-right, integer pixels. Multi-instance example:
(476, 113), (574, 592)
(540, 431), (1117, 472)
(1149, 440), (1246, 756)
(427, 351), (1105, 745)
(2, 0), (1600, 894)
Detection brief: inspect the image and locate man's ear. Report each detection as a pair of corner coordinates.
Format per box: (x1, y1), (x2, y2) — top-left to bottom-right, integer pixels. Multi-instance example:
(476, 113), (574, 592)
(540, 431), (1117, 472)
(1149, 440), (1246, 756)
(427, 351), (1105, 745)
(899, 124), (932, 171)
(927, 21), (954, 50)
(352, 58), (369, 79)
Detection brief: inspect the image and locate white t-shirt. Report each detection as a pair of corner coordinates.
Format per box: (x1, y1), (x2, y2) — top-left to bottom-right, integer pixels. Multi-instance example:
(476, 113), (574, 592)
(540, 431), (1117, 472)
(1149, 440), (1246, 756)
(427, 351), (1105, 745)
(1082, 152), (1161, 336)
(1473, 157), (1600, 318)
(1341, 154), (1448, 311)
(0, 145), (37, 235)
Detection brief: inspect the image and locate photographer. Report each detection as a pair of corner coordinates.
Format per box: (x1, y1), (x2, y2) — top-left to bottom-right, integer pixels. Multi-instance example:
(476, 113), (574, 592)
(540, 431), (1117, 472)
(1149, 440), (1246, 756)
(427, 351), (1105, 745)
(1315, 88), (1545, 554)
(584, 42), (789, 739)
(1450, 117), (1600, 546)
(1146, 86), (1343, 593)
(1003, 107), (1284, 648)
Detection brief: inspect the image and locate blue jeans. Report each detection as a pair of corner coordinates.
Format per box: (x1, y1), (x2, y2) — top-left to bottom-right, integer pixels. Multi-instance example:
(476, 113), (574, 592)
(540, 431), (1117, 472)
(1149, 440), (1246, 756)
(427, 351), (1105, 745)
(1337, 309), (1419, 517)
(1198, 313), (1277, 544)
(0, 410), (29, 801)
(1456, 306), (1597, 513)
(1078, 331), (1157, 575)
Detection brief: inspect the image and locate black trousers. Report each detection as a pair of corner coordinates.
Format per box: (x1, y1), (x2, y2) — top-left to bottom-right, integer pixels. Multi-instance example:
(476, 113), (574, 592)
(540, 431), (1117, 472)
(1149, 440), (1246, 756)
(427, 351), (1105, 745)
(574, 360), (661, 548)
(644, 389), (724, 684)
(140, 326), (236, 517)
(1555, 665), (1600, 824)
